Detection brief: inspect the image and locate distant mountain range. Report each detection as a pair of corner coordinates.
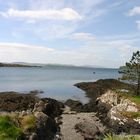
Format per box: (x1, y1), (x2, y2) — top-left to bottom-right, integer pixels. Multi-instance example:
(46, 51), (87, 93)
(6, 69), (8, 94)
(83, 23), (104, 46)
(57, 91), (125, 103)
(11, 62), (104, 68)
(0, 62), (116, 69)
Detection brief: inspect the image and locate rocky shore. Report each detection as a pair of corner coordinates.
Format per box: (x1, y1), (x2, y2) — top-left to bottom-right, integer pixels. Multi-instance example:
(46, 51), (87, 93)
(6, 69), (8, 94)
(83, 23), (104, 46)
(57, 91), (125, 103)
(0, 79), (140, 140)
(96, 90), (140, 134)
(73, 79), (140, 136)
(0, 92), (64, 140)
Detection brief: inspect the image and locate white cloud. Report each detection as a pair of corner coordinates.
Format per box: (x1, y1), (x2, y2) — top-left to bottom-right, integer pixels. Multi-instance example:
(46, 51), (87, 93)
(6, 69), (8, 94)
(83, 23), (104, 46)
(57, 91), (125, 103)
(0, 8), (82, 21)
(0, 42), (54, 51)
(0, 0), (107, 41)
(70, 33), (96, 41)
(0, 42), (97, 65)
(0, 42), (54, 62)
(128, 6), (140, 16)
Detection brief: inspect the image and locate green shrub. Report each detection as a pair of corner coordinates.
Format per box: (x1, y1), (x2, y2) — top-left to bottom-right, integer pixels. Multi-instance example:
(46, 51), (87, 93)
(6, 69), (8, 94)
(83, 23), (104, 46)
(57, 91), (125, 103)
(0, 115), (22, 140)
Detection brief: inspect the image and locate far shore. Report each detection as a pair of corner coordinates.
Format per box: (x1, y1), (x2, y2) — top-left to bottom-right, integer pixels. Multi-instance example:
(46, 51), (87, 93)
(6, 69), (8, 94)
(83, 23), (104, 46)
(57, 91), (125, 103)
(0, 62), (41, 67)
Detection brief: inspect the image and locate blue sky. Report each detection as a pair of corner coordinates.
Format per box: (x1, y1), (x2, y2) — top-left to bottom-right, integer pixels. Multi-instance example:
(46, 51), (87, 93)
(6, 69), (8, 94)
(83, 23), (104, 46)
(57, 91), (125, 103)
(0, 0), (140, 68)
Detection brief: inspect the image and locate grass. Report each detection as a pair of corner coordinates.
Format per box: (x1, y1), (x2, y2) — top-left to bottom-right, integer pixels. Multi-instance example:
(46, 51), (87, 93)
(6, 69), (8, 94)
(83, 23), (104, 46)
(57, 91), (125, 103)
(0, 114), (36, 140)
(121, 94), (140, 108)
(0, 115), (22, 140)
(111, 89), (140, 118)
(20, 115), (36, 132)
(128, 95), (140, 105)
(120, 111), (140, 119)
(113, 89), (140, 106)
(104, 134), (140, 140)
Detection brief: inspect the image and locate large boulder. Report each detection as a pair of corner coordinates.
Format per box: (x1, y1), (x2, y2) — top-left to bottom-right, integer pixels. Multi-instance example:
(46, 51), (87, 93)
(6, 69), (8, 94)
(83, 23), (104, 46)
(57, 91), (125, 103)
(75, 121), (103, 139)
(65, 99), (83, 112)
(34, 112), (57, 140)
(41, 98), (64, 118)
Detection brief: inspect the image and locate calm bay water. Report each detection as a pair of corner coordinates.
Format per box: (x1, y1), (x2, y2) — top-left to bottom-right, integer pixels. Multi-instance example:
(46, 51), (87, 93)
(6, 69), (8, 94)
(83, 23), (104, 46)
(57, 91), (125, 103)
(0, 66), (119, 103)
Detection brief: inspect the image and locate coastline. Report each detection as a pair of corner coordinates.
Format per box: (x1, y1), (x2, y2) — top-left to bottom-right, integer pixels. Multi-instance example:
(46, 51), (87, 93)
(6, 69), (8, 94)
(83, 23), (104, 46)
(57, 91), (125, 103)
(74, 79), (140, 136)
(0, 79), (140, 139)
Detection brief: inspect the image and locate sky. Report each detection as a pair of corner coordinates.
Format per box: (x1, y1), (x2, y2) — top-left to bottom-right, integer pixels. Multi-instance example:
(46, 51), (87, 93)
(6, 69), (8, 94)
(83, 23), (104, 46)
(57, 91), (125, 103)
(0, 0), (140, 68)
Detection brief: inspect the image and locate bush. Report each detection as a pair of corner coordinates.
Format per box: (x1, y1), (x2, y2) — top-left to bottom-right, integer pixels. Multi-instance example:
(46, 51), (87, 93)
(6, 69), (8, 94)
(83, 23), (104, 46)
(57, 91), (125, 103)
(0, 115), (22, 140)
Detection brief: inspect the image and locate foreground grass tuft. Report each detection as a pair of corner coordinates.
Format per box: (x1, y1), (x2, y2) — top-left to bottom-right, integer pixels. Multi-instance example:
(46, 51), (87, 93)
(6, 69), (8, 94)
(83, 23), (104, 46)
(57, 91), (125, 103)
(120, 111), (140, 119)
(128, 95), (140, 105)
(0, 114), (36, 140)
(113, 89), (140, 106)
(104, 134), (140, 140)
(0, 115), (22, 140)
(20, 115), (36, 132)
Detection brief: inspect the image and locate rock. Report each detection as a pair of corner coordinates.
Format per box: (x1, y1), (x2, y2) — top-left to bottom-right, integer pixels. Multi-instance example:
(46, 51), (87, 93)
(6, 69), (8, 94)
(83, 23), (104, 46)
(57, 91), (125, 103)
(34, 111), (48, 120)
(96, 90), (119, 106)
(65, 99), (83, 112)
(96, 90), (140, 134)
(65, 99), (96, 112)
(41, 98), (64, 118)
(33, 100), (48, 112)
(29, 133), (38, 140)
(34, 112), (57, 140)
(21, 110), (27, 116)
(0, 92), (38, 111)
(75, 121), (102, 139)
(75, 79), (132, 113)
(26, 109), (32, 115)
(0, 92), (64, 140)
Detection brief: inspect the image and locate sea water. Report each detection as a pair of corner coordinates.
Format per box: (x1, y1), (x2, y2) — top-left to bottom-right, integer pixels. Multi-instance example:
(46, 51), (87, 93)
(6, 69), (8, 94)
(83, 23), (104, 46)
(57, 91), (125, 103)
(0, 66), (119, 103)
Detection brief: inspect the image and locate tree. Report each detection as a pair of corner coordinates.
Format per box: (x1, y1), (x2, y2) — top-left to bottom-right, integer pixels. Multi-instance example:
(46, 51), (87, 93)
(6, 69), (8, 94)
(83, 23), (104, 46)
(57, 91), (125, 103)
(119, 51), (140, 96)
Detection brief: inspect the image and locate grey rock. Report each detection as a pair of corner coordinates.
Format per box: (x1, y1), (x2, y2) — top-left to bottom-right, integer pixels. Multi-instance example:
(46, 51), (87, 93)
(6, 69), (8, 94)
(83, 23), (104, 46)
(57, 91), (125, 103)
(33, 101), (47, 112)
(29, 133), (38, 140)
(34, 112), (57, 140)
(75, 121), (102, 139)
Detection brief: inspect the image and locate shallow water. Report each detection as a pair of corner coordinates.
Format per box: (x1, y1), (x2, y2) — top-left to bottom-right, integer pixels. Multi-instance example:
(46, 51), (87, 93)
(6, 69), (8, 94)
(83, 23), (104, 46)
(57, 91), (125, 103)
(0, 66), (119, 103)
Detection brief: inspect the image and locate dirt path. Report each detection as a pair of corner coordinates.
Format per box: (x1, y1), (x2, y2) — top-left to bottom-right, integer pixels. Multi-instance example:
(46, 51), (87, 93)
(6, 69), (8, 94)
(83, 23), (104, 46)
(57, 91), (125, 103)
(59, 106), (105, 140)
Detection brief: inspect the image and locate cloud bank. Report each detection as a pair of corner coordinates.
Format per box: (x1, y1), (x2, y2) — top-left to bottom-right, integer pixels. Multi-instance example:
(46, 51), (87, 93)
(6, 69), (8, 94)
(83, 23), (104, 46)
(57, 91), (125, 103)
(0, 8), (82, 21)
(0, 38), (138, 68)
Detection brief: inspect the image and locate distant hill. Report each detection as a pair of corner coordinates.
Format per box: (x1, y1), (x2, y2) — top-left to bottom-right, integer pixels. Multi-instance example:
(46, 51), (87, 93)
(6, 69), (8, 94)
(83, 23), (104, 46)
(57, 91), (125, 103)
(0, 63), (40, 67)
(12, 62), (44, 66)
(12, 62), (103, 69)
(1, 62), (116, 69)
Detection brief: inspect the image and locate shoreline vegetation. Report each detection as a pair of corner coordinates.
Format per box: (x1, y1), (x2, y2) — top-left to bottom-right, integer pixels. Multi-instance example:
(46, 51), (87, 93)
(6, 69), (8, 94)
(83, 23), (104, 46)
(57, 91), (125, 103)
(0, 79), (139, 139)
